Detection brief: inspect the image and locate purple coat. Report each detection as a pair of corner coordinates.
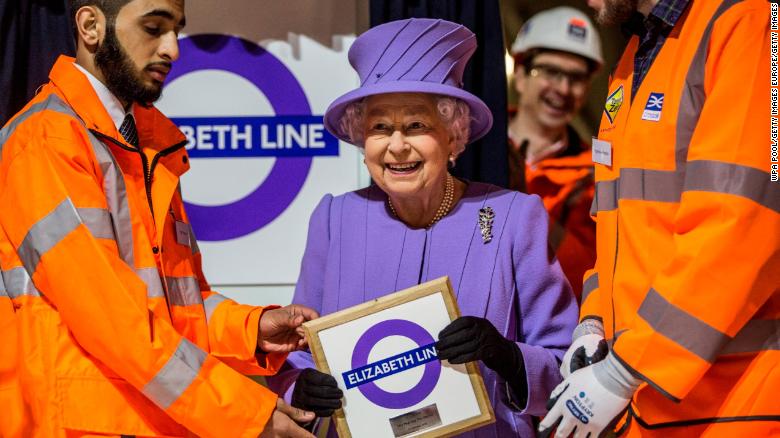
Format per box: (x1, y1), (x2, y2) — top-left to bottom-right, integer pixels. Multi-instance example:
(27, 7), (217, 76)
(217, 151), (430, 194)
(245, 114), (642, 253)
(267, 182), (578, 437)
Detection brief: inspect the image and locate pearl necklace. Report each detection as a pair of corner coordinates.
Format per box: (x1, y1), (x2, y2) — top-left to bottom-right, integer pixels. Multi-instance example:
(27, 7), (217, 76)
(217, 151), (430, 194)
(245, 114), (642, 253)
(388, 173), (455, 228)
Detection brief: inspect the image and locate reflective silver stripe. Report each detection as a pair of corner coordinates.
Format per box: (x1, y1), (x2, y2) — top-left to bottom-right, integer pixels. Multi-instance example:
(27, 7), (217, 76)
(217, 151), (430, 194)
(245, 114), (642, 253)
(592, 162), (779, 213)
(721, 319), (780, 355)
(3, 95), (170, 310)
(166, 276), (203, 306)
(610, 319), (779, 356)
(2, 267), (41, 299)
(76, 207), (114, 240)
(204, 293), (230, 322)
(616, 168), (682, 203)
(590, 178), (619, 216)
(0, 95), (79, 151)
(582, 273), (599, 303)
(142, 337), (207, 409)
(136, 267), (165, 298)
(593, 178), (617, 213)
(685, 160), (780, 213)
(18, 198), (82, 275)
(14, 95), (136, 267)
(592, 168), (683, 213)
(675, 0), (741, 165)
(1, 94), (136, 270)
(86, 131), (135, 267)
(638, 288), (729, 363)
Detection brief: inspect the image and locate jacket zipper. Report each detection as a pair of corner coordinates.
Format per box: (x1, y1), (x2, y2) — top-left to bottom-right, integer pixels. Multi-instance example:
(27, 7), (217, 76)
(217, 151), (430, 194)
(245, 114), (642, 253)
(610, 219), (619, 338)
(92, 131), (188, 320)
(145, 140), (188, 218)
(92, 130), (187, 219)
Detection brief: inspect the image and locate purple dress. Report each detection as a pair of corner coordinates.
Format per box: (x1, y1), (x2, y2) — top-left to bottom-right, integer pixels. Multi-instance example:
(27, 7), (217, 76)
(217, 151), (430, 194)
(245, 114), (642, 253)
(267, 182), (578, 437)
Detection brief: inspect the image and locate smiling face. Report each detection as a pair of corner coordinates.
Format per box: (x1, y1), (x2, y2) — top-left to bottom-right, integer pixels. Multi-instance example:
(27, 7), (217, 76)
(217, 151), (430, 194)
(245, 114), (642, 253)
(94, 0), (185, 105)
(362, 93), (454, 203)
(515, 51), (590, 133)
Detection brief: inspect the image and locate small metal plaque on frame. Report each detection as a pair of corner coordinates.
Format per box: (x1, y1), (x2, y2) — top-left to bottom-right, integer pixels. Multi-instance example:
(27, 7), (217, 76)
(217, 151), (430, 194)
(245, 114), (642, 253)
(389, 404), (442, 437)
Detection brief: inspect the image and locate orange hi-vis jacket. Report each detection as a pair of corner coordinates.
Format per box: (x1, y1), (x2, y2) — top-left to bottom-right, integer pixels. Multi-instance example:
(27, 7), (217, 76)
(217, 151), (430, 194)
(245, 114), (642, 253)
(509, 127), (596, 302)
(0, 251), (26, 437)
(0, 56), (284, 437)
(582, 0), (780, 435)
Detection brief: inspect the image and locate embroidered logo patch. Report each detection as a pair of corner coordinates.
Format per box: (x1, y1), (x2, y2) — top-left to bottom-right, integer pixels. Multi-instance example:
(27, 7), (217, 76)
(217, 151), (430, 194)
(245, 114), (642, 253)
(568, 18), (587, 40)
(604, 85), (624, 124)
(641, 92), (665, 122)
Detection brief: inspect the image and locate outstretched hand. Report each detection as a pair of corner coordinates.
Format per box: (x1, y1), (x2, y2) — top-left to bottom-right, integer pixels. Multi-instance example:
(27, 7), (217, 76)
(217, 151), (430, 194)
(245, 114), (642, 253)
(258, 398), (316, 438)
(258, 305), (319, 353)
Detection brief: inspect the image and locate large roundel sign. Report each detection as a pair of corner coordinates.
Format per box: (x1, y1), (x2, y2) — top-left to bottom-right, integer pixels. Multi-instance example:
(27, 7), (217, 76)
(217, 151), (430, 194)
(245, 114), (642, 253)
(164, 34), (338, 241)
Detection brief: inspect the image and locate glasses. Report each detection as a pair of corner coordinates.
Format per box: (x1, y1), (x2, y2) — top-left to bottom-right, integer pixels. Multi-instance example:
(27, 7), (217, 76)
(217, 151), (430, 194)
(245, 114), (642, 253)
(528, 64), (590, 89)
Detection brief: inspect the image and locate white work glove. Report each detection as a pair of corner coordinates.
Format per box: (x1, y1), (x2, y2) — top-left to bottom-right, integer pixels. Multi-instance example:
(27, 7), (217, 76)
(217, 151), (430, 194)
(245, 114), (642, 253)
(539, 352), (640, 438)
(560, 319), (608, 379)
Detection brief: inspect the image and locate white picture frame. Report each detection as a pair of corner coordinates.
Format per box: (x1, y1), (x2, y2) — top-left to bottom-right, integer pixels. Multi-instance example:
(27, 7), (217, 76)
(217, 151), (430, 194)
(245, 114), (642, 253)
(303, 276), (495, 438)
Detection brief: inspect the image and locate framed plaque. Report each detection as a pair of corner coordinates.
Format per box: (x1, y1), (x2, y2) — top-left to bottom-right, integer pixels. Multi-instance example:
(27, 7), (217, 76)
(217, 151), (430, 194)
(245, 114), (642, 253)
(303, 276), (495, 438)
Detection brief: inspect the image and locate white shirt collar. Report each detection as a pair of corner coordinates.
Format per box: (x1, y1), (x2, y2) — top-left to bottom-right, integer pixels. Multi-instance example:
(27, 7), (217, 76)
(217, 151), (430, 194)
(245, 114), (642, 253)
(73, 63), (132, 130)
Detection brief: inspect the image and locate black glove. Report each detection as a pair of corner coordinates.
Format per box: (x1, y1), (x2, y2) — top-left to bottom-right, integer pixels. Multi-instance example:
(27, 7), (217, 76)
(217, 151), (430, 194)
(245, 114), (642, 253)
(291, 368), (343, 417)
(436, 316), (527, 406)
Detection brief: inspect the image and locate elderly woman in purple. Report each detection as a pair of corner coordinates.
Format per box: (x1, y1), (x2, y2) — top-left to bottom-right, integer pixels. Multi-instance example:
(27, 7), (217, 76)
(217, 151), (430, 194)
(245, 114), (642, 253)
(266, 18), (578, 437)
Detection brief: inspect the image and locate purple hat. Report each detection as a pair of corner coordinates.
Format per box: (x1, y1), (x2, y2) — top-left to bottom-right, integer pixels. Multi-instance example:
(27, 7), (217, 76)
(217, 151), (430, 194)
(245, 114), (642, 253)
(324, 18), (493, 144)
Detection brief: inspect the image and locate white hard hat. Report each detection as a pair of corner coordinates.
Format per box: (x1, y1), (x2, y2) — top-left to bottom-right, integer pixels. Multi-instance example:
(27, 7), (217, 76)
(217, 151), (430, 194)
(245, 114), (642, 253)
(510, 6), (603, 68)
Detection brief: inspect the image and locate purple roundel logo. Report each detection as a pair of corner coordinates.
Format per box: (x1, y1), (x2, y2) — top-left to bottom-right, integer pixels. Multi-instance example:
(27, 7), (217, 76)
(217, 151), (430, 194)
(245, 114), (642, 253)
(349, 319), (441, 410)
(164, 35), (338, 241)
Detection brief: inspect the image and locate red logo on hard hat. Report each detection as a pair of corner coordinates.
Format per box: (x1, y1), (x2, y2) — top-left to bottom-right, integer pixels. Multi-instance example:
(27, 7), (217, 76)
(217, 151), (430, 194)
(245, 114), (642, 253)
(567, 18), (587, 40)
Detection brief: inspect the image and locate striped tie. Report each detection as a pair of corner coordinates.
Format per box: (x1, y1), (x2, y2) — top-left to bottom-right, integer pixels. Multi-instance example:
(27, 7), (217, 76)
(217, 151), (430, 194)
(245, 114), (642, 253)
(119, 114), (139, 147)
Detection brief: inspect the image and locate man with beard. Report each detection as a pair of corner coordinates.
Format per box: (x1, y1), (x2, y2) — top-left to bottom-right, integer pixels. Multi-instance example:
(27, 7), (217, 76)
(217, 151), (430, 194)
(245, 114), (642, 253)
(0, 1), (319, 436)
(508, 7), (602, 302)
(539, 0), (779, 437)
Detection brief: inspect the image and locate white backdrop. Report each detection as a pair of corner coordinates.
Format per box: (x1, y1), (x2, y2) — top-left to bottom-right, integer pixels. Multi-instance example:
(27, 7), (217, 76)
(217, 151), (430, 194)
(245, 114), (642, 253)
(157, 2), (370, 305)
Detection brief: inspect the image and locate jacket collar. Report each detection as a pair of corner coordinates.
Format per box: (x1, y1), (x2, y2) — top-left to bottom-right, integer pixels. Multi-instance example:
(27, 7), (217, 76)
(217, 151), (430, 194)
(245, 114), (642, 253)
(622, 0), (691, 37)
(72, 62), (129, 131)
(49, 55), (186, 154)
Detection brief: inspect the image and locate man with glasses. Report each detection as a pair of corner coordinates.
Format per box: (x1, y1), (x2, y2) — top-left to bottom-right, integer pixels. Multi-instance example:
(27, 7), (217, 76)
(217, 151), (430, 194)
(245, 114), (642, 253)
(508, 6), (603, 302)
